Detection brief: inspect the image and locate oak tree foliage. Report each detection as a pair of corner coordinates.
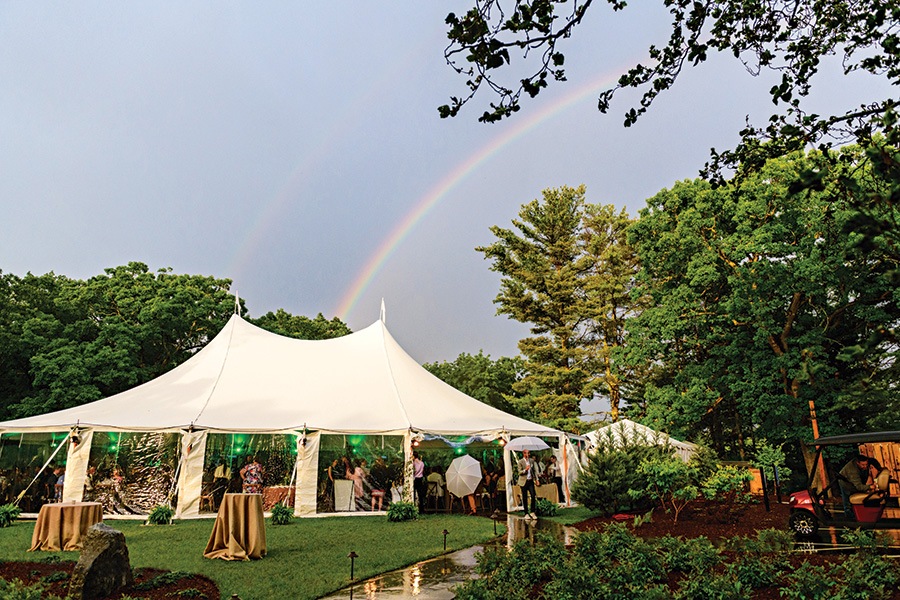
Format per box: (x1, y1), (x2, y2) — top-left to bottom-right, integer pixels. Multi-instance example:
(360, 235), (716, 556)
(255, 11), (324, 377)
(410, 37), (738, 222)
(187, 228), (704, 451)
(441, 1), (899, 181)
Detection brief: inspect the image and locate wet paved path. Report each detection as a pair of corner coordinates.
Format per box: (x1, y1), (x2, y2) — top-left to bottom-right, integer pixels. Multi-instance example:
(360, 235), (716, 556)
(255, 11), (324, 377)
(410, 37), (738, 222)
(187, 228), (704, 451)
(319, 515), (578, 599)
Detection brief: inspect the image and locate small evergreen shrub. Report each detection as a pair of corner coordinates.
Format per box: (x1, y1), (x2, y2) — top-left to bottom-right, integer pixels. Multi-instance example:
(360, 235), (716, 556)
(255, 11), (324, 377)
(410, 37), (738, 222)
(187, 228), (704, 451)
(572, 441), (670, 516)
(147, 504), (174, 525)
(535, 497), (558, 517)
(750, 440), (792, 484)
(270, 502), (293, 525)
(386, 501), (417, 522)
(0, 503), (21, 528)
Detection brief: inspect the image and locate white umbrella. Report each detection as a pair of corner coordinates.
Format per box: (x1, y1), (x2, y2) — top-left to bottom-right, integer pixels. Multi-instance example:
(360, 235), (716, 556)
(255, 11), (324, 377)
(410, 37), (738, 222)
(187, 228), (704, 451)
(505, 436), (550, 452)
(445, 455), (482, 498)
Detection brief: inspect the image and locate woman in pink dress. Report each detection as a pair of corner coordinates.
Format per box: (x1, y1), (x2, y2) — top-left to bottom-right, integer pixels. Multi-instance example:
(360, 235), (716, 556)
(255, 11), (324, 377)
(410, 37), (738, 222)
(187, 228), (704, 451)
(347, 459), (369, 510)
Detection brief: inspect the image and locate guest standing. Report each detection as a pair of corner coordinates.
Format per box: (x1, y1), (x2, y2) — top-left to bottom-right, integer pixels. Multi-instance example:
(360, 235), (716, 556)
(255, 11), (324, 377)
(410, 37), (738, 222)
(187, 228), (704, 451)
(413, 453), (426, 513)
(240, 456), (264, 494)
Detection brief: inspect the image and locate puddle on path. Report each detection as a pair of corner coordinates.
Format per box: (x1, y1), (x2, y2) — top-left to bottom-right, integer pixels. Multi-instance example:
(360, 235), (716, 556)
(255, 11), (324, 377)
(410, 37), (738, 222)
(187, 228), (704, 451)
(319, 515), (578, 599)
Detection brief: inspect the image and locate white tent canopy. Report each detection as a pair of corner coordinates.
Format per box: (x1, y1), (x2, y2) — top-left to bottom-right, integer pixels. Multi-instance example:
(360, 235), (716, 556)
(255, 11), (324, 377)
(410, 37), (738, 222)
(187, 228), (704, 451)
(0, 315), (558, 436)
(0, 314), (566, 516)
(584, 419), (697, 462)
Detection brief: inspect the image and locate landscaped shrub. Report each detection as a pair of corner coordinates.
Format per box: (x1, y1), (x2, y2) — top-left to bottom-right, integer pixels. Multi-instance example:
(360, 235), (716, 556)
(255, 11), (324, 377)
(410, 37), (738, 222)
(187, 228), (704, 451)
(628, 454), (699, 522)
(779, 562), (835, 600)
(386, 501), (417, 522)
(754, 528), (794, 553)
(833, 553), (900, 600)
(687, 444), (719, 482)
(133, 571), (192, 591)
(726, 554), (779, 590)
(535, 497), (557, 517)
(0, 578), (66, 600)
(455, 508), (900, 600)
(841, 527), (893, 552)
(457, 533), (567, 600)
(653, 535), (719, 573)
(701, 465), (753, 504)
(750, 440), (792, 485)
(147, 504), (174, 525)
(0, 503), (21, 527)
(571, 441), (669, 515)
(674, 570), (744, 600)
(270, 502), (293, 525)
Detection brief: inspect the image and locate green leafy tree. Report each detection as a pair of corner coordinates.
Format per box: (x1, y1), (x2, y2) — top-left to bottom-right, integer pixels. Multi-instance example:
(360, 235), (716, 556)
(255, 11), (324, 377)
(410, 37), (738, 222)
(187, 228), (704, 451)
(0, 264), (353, 420)
(626, 149), (900, 454)
(477, 185), (642, 430)
(251, 308), (351, 340)
(628, 454), (699, 524)
(9, 262), (239, 418)
(439, 1), (897, 173)
(423, 351), (525, 415)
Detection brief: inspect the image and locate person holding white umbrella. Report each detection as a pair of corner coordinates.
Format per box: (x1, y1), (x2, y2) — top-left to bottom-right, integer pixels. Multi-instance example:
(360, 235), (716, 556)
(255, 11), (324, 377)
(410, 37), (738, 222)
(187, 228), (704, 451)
(517, 449), (539, 520)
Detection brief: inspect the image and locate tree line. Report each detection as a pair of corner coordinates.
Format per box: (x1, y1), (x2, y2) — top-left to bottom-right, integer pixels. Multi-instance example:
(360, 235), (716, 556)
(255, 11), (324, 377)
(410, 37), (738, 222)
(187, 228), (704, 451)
(0, 262), (349, 421)
(428, 144), (900, 460)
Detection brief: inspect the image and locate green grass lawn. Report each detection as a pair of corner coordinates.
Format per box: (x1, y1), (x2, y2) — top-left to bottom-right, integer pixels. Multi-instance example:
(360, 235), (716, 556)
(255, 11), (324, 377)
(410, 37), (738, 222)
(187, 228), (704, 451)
(0, 514), (505, 600)
(543, 505), (602, 525)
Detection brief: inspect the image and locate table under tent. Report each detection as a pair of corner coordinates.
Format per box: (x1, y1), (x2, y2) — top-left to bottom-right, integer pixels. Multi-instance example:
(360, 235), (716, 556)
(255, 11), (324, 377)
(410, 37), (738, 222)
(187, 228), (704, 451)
(0, 314), (580, 517)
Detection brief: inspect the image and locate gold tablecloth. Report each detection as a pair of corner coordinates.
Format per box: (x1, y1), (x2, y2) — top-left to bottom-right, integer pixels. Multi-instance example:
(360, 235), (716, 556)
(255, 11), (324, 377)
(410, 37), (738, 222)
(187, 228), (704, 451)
(513, 483), (558, 506)
(29, 502), (103, 551)
(204, 493), (267, 561)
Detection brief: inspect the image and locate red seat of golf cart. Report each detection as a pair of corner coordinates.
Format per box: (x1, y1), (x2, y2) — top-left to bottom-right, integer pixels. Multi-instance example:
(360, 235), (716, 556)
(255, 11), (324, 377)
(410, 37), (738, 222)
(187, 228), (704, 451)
(849, 468), (891, 523)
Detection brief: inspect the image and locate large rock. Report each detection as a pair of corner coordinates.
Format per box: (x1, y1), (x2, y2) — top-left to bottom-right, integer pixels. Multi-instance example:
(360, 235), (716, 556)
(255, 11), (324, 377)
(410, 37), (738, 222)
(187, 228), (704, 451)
(68, 523), (134, 600)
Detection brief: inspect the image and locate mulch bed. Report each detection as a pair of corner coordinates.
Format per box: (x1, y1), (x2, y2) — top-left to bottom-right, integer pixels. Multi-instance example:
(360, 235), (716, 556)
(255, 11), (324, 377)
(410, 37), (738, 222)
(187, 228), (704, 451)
(573, 497), (792, 542)
(0, 560), (220, 600)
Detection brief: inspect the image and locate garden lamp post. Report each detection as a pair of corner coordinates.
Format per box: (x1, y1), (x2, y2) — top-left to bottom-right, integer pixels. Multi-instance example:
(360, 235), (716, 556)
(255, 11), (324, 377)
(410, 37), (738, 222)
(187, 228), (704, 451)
(348, 551), (358, 580)
(442, 529), (449, 552)
(491, 509), (501, 535)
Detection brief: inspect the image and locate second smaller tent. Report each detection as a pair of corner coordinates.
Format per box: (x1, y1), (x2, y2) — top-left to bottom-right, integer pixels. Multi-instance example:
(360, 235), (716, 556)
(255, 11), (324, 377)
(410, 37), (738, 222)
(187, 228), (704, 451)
(584, 419), (697, 462)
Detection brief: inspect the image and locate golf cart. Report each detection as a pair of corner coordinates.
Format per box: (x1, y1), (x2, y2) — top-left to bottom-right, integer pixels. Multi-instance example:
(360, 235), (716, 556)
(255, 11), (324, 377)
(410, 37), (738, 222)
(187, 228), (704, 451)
(789, 431), (900, 535)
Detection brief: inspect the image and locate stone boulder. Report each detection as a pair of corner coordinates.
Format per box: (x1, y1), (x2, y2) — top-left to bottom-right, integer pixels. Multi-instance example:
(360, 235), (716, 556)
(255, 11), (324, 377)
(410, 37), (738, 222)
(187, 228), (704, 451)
(68, 523), (134, 600)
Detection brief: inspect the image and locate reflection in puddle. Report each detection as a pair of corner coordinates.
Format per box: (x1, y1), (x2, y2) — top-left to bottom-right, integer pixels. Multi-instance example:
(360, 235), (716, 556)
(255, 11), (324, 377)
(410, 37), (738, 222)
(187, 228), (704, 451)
(320, 515), (576, 599)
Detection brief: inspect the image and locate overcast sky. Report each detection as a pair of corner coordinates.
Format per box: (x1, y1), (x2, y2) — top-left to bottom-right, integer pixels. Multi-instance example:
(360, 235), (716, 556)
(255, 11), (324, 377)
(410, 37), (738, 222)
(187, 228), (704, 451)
(1, 3), (889, 365)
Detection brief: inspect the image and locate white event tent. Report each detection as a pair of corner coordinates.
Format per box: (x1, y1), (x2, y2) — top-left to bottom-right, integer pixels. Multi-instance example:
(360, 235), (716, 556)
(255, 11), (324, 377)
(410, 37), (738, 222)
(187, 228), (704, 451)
(0, 314), (571, 517)
(584, 419), (697, 462)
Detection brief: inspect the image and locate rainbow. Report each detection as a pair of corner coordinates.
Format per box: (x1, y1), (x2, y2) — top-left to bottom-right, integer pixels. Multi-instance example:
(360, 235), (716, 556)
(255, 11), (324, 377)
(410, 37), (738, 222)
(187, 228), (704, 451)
(334, 69), (627, 321)
(226, 43), (430, 280)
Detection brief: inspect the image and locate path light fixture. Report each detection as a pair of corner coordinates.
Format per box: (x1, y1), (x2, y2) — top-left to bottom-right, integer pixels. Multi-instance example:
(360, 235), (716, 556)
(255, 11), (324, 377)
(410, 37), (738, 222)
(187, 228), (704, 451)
(491, 509), (501, 535)
(442, 529), (449, 552)
(348, 551), (358, 580)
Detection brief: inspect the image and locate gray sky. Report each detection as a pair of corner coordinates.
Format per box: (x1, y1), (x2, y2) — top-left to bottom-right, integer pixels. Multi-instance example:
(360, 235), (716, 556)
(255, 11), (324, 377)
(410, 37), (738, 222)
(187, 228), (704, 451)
(1, 3), (889, 364)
